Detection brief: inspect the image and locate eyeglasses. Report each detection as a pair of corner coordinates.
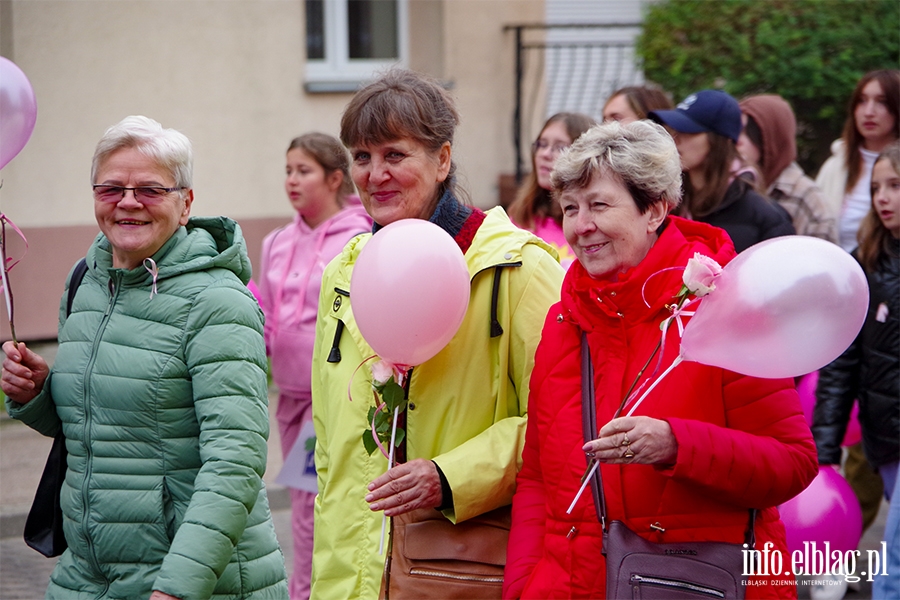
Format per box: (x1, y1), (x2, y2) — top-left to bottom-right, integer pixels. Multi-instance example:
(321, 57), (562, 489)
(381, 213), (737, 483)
(92, 185), (185, 204)
(532, 139), (569, 156)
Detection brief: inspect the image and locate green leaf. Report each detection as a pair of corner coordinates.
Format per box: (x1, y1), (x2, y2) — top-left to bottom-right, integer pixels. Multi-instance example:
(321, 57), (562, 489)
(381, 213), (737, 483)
(362, 430), (378, 456)
(394, 428), (406, 447)
(381, 379), (406, 411)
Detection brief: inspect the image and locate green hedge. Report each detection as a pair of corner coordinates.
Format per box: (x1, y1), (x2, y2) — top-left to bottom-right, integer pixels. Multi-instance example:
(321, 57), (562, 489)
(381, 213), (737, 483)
(637, 0), (900, 173)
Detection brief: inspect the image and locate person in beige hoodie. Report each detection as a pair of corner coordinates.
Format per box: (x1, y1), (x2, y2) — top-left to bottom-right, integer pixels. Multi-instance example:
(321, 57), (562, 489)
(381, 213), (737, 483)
(738, 94), (838, 243)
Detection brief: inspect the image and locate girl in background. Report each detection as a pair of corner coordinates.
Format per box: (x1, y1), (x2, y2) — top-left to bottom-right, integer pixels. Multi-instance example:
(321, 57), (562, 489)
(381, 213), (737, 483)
(817, 70), (900, 252)
(258, 133), (371, 599)
(601, 83), (673, 124)
(649, 89), (795, 252)
(813, 141), (900, 599)
(507, 112), (595, 268)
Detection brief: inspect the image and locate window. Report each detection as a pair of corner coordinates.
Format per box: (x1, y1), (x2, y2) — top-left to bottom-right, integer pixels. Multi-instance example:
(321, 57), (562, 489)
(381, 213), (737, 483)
(305, 0), (409, 92)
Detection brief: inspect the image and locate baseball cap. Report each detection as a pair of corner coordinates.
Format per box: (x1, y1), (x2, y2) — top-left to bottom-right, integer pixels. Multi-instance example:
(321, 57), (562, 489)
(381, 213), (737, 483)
(648, 89), (742, 143)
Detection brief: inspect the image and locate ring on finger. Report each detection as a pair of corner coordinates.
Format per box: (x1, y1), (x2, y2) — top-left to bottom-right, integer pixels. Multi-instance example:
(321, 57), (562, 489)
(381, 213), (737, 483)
(622, 433), (631, 447)
(623, 447), (635, 459)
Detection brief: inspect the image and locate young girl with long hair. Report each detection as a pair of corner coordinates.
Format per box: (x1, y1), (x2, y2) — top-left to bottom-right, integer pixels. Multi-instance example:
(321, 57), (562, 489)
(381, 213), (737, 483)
(817, 69), (900, 251)
(814, 141), (900, 599)
(258, 132), (371, 599)
(507, 112), (595, 267)
(649, 89), (795, 252)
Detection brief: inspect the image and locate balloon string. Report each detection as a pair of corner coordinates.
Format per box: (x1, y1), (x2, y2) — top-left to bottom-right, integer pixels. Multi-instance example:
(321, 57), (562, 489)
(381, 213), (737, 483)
(0, 213), (28, 345)
(641, 266), (684, 308)
(369, 401), (393, 460)
(347, 354), (379, 402)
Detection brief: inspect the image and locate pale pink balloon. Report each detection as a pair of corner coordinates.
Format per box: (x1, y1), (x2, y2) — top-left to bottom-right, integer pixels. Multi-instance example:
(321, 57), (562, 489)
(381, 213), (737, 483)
(681, 236), (868, 379)
(350, 219), (470, 367)
(0, 57), (37, 170)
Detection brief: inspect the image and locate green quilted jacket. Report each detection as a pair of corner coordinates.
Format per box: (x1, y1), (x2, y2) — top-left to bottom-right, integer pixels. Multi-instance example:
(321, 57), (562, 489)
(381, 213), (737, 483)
(7, 217), (288, 599)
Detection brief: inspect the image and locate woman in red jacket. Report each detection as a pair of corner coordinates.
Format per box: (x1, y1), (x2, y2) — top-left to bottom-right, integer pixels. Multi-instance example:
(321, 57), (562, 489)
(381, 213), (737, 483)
(503, 120), (819, 599)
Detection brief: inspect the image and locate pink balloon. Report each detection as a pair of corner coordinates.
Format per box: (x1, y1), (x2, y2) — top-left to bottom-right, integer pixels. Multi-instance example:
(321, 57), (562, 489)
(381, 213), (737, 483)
(680, 236), (868, 378)
(0, 57), (37, 170)
(842, 401), (862, 447)
(779, 467), (863, 557)
(350, 219), (470, 367)
(797, 371), (861, 445)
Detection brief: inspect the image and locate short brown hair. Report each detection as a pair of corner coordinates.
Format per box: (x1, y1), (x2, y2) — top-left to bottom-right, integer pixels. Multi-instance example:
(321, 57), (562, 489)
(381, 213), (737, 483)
(340, 69), (463, 200)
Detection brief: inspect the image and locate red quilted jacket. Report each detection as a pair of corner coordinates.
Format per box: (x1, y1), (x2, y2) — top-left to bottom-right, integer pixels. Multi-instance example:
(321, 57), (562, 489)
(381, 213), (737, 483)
(503, 217), (818, 599)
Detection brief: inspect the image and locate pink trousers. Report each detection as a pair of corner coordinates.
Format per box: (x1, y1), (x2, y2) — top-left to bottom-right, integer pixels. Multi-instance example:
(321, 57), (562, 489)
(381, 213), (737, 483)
(276, 391), (315, 600)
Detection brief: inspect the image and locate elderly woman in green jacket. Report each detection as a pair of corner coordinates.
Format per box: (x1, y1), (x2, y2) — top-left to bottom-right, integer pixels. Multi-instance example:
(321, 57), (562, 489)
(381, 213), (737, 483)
(310, 70), (564, 599)
(2, 116), (288, 599)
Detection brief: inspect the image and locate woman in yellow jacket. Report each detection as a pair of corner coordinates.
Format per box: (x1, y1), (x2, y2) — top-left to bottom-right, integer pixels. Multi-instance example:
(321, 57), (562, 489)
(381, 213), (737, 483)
(309, 70), (564, 599)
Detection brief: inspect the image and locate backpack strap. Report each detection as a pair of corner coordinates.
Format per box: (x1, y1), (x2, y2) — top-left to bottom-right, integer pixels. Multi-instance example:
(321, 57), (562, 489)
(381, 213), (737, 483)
(66, 258), (88, 318)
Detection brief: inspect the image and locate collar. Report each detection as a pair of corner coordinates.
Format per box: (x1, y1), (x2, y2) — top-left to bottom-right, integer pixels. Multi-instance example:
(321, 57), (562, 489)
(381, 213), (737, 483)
(371, 189), (483, 253)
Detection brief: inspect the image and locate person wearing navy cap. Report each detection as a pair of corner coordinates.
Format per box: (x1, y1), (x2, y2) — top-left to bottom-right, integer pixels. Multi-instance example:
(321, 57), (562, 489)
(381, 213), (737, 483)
(649, 89), (795, 251)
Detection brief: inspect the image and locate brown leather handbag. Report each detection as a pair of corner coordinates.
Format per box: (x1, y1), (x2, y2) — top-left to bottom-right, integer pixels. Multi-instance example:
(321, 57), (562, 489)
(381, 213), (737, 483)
(379, 505), (510, 599)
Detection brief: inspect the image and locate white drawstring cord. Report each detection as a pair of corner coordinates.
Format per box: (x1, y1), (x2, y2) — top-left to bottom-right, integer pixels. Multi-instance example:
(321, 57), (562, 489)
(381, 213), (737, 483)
(143, 258), (159, 299)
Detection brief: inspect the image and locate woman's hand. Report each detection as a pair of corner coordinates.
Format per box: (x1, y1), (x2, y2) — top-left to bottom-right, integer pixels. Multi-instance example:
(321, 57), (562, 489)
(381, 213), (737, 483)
(366, 458), (443, 517)
(584, 416), (678, 467)
(149, 591), (181, 600)
(1, 341), (49, 405)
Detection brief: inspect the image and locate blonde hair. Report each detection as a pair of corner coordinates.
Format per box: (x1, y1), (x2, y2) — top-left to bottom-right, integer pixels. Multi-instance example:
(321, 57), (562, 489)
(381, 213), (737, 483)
(92, 115), (192, 189)
(551, 120), (682, 213)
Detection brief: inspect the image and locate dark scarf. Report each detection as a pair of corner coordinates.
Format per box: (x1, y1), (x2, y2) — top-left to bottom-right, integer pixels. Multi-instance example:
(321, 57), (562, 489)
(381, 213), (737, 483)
(372, 189), (486, 253)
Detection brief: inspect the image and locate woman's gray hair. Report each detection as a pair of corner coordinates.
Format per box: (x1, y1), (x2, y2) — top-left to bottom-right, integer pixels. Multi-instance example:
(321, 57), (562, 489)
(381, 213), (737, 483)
(551, 120), (682, 212)
(91, 115), (193, 189)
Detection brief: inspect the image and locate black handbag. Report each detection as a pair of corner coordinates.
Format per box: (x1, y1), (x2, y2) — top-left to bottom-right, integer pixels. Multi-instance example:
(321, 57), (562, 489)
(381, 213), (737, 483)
(580, 334), (755, 599)
(22, 257), (87, 557)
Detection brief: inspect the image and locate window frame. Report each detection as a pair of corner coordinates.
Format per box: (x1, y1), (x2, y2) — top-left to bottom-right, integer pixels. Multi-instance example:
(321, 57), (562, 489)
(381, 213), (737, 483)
(305, 0), (410, 93)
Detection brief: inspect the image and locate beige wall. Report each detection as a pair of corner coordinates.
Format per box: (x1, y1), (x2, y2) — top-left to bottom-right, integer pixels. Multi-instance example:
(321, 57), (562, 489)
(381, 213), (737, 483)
(0, 0), (540, 340)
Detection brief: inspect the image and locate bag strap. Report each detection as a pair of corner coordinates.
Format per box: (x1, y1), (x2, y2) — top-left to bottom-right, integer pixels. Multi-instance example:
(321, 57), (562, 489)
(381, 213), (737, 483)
(580, 331), (756, 546)
(66, 258), (88, 318)
(580, 333), (605, 527)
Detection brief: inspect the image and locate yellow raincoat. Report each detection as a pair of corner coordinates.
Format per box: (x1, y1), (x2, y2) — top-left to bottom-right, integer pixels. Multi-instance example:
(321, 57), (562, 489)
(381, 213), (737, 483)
(310, 207), (563, 599)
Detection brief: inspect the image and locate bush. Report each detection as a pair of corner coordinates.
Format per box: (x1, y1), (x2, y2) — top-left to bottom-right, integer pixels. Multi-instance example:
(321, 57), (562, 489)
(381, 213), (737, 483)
(637, 0), (900, 173)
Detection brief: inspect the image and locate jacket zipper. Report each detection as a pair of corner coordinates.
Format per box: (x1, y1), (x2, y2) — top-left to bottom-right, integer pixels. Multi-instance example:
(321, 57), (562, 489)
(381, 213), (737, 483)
(408, 567), (503, 584)
(630, 574), (725, 598)
(79, 272), (120, 591)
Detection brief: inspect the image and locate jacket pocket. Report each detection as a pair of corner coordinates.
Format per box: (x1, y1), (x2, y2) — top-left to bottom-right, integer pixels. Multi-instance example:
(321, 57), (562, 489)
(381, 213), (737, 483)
(161, 477), (176, 543)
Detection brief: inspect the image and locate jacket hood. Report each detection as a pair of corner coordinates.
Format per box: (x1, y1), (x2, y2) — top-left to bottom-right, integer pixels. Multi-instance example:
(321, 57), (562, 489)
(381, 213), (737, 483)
(293, 196), (372, 236)
(739, 95), (796, 187)
(561, 216), (735, 332)
(87, 216), (253, 285)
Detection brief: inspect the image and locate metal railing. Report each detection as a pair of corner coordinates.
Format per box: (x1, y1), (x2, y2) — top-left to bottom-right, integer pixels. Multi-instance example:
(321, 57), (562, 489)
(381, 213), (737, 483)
(504, 22), (644, 181)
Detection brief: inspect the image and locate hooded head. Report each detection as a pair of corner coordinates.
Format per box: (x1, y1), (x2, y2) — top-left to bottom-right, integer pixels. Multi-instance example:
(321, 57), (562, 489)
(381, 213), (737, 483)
(738, 94), (796, 188)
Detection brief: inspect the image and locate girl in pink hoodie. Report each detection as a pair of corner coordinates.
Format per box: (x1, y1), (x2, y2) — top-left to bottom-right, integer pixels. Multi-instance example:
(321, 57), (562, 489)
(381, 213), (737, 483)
(258, 133), (371, 599)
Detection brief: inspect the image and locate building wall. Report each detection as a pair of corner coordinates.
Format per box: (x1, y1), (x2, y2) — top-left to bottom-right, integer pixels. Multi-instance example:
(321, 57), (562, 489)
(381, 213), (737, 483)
(0, 0), (541, 340)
